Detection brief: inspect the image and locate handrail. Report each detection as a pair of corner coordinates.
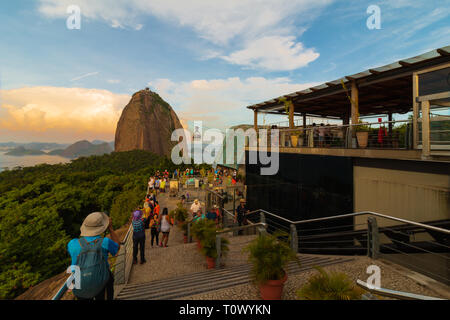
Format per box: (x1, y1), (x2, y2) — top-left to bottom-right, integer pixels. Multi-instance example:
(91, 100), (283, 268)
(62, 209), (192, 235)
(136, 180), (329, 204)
(356, 279), (445, 300)
(216, 222), (267, 235)
(52, 277), (71, 300)
(258, 210), (450, 234)
(53, 223), (133, 300)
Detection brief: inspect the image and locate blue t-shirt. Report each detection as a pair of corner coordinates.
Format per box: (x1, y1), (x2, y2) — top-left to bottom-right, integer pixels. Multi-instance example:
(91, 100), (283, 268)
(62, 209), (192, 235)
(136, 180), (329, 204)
(68, 236), (119, 269)
(206, 211), (217, 220)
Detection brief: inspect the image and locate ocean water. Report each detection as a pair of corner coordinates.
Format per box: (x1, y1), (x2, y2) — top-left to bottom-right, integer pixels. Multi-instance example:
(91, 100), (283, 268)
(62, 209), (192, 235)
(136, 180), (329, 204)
(0, 151), (71, 172)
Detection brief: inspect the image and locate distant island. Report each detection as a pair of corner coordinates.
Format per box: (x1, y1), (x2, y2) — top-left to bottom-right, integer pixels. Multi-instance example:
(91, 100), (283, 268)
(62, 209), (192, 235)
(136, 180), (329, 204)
(4, 140), (113, 158)
(5, 146), (47, 156)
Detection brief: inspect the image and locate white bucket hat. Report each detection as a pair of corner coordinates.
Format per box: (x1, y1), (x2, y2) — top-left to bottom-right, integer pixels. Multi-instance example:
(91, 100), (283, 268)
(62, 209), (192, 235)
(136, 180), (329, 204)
(80, 212), (110, 237)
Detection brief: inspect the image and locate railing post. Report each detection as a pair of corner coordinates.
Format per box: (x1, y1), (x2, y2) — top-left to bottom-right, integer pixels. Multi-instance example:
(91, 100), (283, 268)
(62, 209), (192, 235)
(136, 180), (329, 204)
(187, 222), (192, 243)
(216, 235), (221, 269)
(367, 217), (379, 259)
(260, 211), (266, 224)
(290, 223), (298, 253)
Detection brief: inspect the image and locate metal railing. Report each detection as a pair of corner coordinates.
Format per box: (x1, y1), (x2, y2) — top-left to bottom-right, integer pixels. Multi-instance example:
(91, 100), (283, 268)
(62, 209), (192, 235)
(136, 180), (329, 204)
(52, 224), (133, 300)
(257, 119), (414, 150)
(113, 224), (134, 285)
(356, 279), (445, 300)
(242, 209), (450, 286)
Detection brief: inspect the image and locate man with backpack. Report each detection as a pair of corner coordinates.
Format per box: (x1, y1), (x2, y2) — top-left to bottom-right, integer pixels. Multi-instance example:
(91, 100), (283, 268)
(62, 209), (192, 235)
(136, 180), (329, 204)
(67, 212), (120, 300)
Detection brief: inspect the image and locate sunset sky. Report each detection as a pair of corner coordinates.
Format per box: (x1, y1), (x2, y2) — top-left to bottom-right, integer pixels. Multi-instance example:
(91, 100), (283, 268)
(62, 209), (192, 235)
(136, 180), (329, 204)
(0, 0), (449, 143)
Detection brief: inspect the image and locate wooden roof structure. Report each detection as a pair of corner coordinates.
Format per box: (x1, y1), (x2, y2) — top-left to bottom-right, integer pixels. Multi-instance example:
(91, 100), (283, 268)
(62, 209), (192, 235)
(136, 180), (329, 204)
(247, 46), (450, 119)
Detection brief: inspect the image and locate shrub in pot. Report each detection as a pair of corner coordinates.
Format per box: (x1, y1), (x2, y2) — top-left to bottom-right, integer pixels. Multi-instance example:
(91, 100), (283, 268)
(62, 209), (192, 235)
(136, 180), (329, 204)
(297, 266), (364, 300)
(173, 202), (188, 224)
(355, 122), (370, 148)
(200, 225), (229, 269)
(244, 232), (299, 300)
(191, 218), (215, 249)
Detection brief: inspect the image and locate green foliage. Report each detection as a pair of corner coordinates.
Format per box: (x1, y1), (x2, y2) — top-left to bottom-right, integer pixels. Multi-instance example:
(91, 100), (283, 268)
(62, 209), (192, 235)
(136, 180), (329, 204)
(190, 218), (215, 243)
(354, 120), (370, 132)
(297, 267), (363, 300)
(110, 187), (145, 229)
(172, 202), (188, 223)
(0, 150), (205, 299)
(244, 232), (299, 284)
(200, 224), (229, 259)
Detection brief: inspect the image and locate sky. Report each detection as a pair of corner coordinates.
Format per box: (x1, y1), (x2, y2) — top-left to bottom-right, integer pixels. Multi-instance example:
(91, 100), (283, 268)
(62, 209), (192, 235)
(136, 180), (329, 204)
(0, 0), (449, 143)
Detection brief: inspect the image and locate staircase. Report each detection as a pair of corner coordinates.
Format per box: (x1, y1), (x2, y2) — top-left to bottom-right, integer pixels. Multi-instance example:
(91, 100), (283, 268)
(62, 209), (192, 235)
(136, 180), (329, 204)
(116, 255), (352, 300)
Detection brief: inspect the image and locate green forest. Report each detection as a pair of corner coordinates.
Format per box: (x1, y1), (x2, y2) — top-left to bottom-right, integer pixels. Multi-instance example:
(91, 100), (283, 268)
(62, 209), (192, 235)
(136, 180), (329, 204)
(0, 150), (201, 299)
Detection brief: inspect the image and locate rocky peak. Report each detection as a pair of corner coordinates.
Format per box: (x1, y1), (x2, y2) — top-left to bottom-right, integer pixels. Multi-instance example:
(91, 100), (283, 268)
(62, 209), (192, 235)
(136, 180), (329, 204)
(114, 89), (183, 157)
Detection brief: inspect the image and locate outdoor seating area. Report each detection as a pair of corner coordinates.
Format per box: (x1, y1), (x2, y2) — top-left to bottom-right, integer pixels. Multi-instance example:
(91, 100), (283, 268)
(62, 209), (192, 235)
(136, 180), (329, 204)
(246, 46), (450, 160)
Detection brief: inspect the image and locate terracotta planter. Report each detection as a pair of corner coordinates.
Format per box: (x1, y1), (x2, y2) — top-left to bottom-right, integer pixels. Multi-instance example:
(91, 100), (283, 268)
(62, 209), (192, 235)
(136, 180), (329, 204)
(290, 135), (298, 147)
(206, 256), (216, 269)
(356, 131), (369, 148)
(259, 272), (287, 300)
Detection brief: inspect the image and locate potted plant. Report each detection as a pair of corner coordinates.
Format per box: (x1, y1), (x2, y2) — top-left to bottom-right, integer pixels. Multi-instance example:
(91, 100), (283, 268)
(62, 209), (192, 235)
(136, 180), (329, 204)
(200, 225), (229, 269)
(289, 129), (303, 147)
(191, 218), (214, 250)
(173, 202), (188, 224)
(244, 232), (299, 300)
(180, 221), (189, 243)
(355, 121), (370, 148)
(297, 266), (364, 300)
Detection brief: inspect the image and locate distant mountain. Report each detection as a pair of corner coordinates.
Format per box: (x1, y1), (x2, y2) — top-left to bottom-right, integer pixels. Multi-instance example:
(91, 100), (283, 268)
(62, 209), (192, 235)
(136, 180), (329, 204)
(50, 140), (113, 159)
(24, 142), (69, 151)
(0, 142), (20, 148)
(0, 142), (69, 151)
(5, 146), (47, 156)
(92, 140), (115, 150)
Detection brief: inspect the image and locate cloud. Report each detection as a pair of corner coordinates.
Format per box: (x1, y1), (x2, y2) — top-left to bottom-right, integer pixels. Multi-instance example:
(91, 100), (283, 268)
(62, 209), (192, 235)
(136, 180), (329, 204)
(70, 72), (99, 82)
(0, 87), (130, 141)
(221, 36), (319, 71)
(37, 0), (333, 71)
(107, 79), (121, 84)
(149, 77), (320, 129)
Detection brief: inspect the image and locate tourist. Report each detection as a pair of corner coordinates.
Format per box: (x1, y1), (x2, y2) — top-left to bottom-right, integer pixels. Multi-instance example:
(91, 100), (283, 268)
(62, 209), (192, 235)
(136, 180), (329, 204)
(67, 212), (120, 300)
(206, 204), (221, 227)
(160, 178), (166, 193)
(235, 199), (250, 235)
(143, 200), (151, 229)
(192, 209), (205, 223)
(131, 209), (146, 265)
(154, 200), (161, 218)
(149, 214), (160, 248)
(154, 177), (160, 195)
(148, 177), (155, 193)
(190, 199), (201, 219)
(159, 208), (172, 247)
(318, 123), (326, 148)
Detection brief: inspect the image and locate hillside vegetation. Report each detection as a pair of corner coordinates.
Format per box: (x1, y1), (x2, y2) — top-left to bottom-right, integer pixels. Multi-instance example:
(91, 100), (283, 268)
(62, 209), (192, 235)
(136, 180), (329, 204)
(0, 150), (201, 299)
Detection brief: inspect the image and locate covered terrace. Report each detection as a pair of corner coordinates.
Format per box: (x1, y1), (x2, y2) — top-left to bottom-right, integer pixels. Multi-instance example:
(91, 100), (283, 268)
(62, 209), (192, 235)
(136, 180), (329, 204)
(247, 46), (450, 161)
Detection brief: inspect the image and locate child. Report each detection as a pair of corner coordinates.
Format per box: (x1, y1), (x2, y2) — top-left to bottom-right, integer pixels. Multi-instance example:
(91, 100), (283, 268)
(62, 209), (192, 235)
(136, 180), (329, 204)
(149, 214), (160, 248)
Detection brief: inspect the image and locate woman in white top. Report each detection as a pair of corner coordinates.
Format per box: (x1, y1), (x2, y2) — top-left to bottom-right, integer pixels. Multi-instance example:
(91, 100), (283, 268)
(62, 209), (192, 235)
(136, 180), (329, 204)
(159, 207), (172, 247)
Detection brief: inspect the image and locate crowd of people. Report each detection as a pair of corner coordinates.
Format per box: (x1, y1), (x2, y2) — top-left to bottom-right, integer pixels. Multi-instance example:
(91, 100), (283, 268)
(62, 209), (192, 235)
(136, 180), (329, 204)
(66, 170), (245, 300)
(132, 189), (173, 267)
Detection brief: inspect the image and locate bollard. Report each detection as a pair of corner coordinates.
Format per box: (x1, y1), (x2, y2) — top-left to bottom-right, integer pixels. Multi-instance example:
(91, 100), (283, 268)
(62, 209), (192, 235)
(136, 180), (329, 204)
(290, 224), (298, 253)
(187, 222), (192, 243)
(367, 217), (380, 259)
(215, 235), (222, 268)
(260, 211), (266, 224)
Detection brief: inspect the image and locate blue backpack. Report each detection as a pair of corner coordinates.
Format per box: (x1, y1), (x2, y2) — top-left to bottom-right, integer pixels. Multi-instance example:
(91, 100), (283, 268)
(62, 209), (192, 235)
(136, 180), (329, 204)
(72, 237), (110, 299)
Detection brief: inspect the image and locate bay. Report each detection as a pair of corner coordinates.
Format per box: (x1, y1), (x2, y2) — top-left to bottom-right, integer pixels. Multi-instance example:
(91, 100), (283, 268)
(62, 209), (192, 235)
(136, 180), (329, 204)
(0, 151), (71, 172)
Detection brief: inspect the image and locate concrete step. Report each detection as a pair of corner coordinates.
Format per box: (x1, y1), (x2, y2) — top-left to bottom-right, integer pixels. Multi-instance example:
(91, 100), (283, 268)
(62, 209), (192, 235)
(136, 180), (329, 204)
(116, 255), (353, 300)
